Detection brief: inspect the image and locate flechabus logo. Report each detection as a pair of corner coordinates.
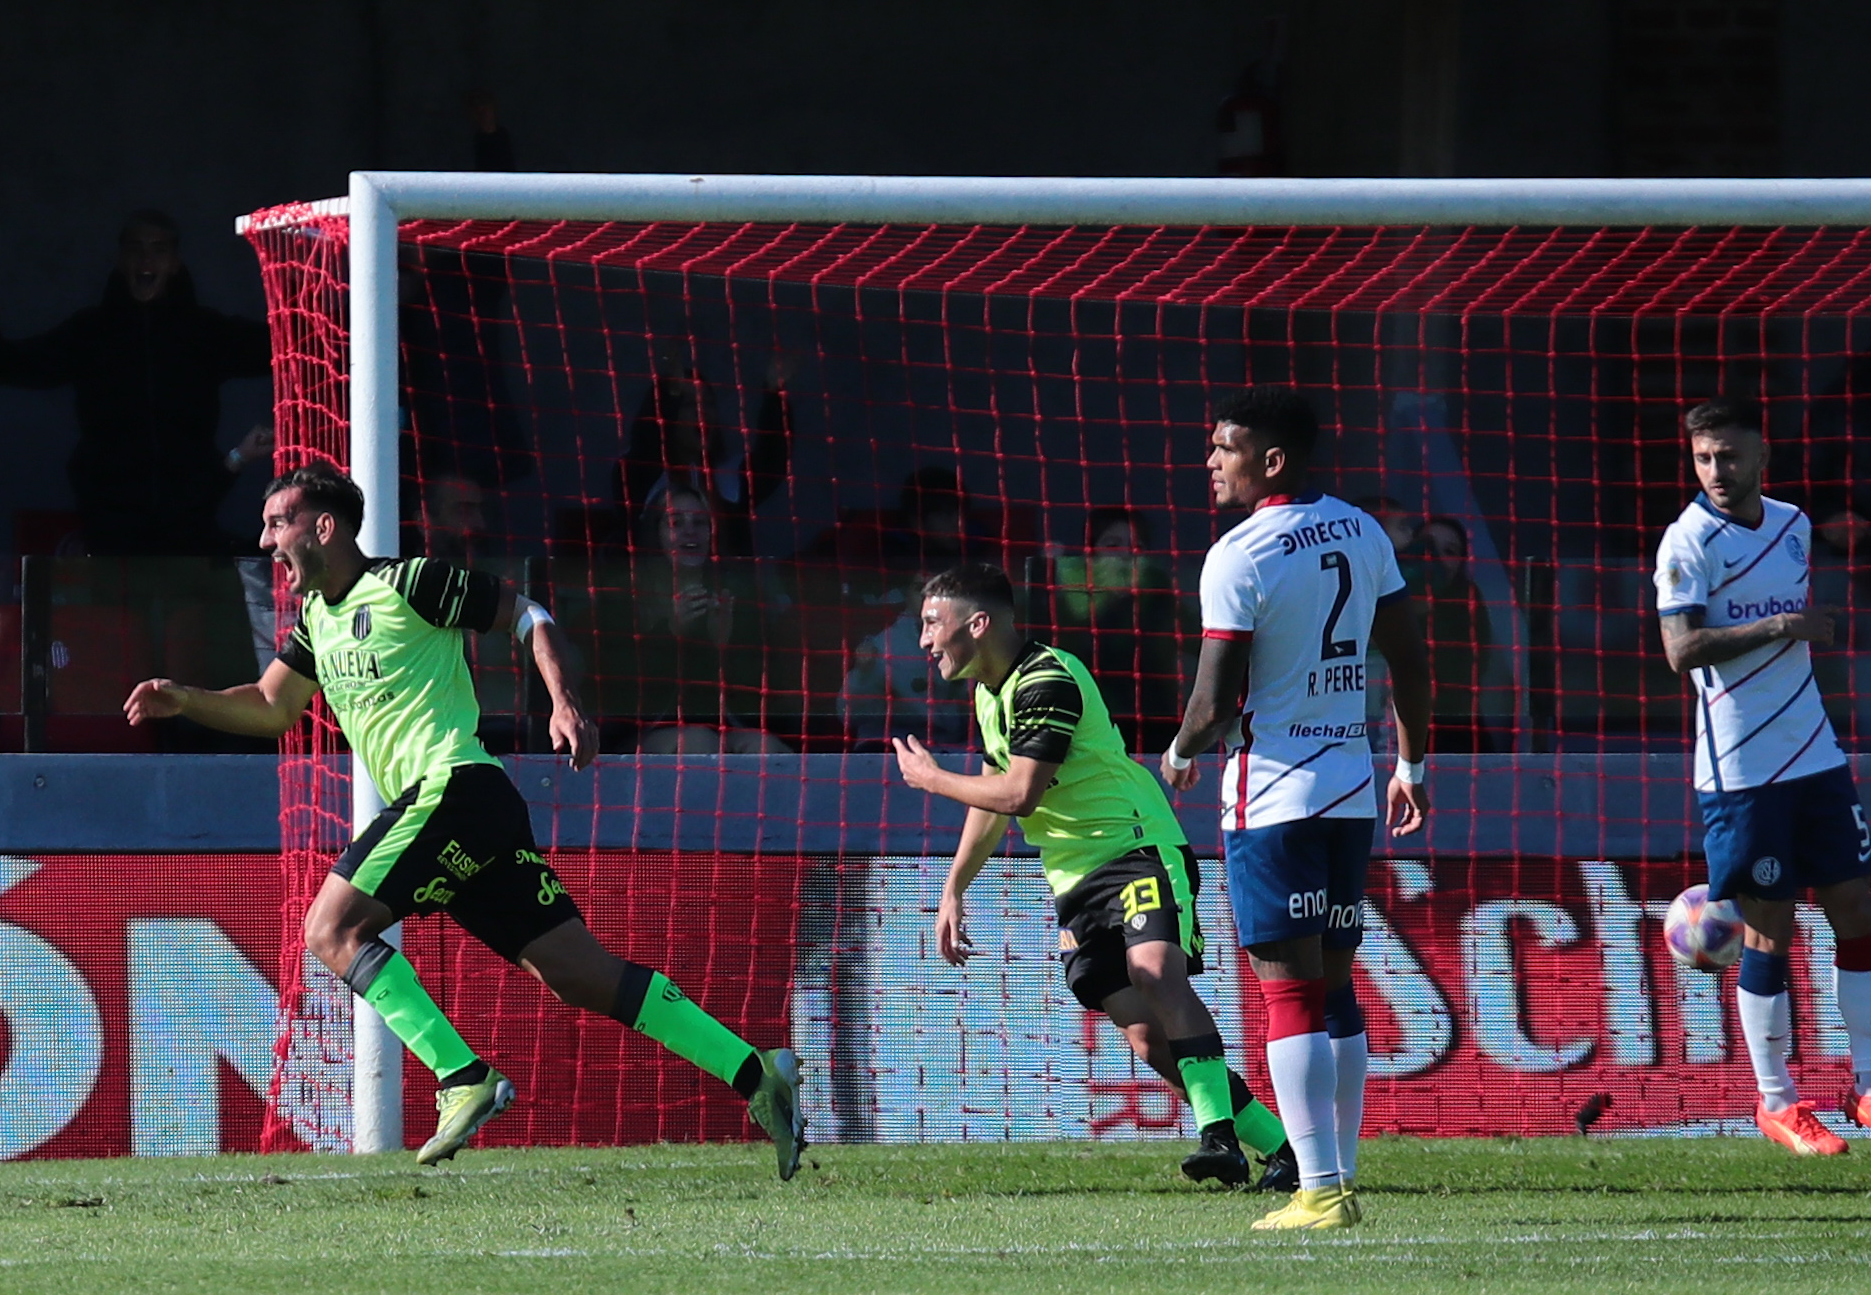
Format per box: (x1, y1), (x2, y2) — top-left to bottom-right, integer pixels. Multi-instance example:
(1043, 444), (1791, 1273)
(1726, 593), (1806, 621)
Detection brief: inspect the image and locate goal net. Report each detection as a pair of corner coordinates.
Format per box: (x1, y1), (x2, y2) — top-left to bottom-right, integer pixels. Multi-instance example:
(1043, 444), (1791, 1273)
(241, 177), (1871, 1152)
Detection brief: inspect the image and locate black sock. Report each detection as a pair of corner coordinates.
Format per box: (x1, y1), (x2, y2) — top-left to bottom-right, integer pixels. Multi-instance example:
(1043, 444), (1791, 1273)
(440, 1059), (490, 1089)
(731, 1053), (763, 1100)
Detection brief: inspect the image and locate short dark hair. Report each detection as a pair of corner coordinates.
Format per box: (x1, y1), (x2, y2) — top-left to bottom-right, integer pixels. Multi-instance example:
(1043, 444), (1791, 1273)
(119, 209), (179, 244)
(1212, 386), (1320, 467)
(1087, 505), (1152, 549)
(1684, 397), (1761, 438)
(923, 562), (1016, 615)
(265, 464), (366, 535)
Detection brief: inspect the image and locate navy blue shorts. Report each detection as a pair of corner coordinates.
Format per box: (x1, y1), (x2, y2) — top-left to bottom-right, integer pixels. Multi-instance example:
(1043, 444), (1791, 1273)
(1223, 817), (1373, 950)
(1699, 764), (1871, 902)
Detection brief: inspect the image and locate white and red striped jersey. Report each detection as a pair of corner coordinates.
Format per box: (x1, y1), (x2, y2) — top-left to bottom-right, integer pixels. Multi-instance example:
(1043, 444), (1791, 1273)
(1654, 493), (1844, 793)
(1199, 492), (1407, 830)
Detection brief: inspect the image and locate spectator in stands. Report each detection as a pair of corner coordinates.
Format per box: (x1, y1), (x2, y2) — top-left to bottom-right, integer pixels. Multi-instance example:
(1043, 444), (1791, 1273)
(839, 568), (974, 749)
(616, 349), (793, 557)
(1352, 495), (1416, 748)
(1810, 500), (1871, 746)
(1052, 507), (1191, 751)
(0, 210), (273, 555)
(466, 87), (516, 171)
(1409, 515), (1495, 752)
(406, 472), (487, 564)
(883, 465), (972, 576)
(1354, 494), (1418, 553)
(615, 484), (791, 753)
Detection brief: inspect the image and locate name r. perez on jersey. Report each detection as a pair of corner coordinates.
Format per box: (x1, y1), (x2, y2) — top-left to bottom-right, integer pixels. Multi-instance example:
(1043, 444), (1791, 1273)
(1200, 492), (1407, 831)
(1654, 494), (1844, 793)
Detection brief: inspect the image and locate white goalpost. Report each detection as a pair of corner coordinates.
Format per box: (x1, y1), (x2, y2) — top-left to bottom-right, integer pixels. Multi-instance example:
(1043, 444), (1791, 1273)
(242, 170), (1871, 1153)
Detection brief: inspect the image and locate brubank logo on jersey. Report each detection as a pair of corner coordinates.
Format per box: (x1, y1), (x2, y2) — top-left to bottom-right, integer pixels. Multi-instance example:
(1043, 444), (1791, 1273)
(1726, 592), (1806, 622)
(1276, 515), (1363, 556)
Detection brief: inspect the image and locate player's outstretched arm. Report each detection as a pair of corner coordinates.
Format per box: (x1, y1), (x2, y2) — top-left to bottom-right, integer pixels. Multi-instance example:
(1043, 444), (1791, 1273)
(892, 734), (1058, 817)
(1659, 606), (1834, 674)
(1371, 597), (1431, 835)
(495, 584), (597, 771)
(1162, 634), (1252, 792)
(123, 659), (317, 738)
(936, 806), (1010, 966)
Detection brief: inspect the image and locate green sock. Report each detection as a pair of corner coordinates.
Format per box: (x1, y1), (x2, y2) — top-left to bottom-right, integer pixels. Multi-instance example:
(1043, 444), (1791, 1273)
(1171, 1035), (1234, 1130)
(1230, 1068), (1288, 1156)
(359, 951), (479, 1080)
(628, 971), (759, 1087)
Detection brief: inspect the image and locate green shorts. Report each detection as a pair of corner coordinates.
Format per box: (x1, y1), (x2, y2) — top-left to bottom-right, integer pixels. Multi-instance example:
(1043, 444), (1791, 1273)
(334, 762), (581, 962)
(1053, 843), (1205, 1012)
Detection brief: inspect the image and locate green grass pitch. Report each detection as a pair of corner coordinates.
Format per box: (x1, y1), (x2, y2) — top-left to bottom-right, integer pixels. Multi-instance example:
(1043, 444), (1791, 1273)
(0, 1137), (1866, 1294)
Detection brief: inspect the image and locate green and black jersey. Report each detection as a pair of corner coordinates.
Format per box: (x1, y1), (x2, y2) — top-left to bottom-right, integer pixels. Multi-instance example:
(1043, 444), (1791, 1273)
(278, 557), (503, 800)
(974, 640), (1188, 897)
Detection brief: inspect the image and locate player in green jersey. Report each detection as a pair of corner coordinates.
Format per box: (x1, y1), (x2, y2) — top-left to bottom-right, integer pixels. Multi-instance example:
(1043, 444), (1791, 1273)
(123, 464), (804, 1177)
(892, 563), (1294, 1189)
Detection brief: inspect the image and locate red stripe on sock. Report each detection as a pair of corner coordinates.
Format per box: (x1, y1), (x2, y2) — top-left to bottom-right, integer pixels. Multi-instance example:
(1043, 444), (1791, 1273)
(1261, 978), (1327, 1041)
(1836, 934), (1871, 972)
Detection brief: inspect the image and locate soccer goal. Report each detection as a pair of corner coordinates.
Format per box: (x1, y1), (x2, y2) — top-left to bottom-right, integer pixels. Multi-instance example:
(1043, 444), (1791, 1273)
(239, 173), (1871, 1155)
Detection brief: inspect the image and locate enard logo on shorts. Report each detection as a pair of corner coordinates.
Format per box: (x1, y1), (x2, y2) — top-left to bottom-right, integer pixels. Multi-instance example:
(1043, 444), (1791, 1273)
(1752, 855), (1783, 886)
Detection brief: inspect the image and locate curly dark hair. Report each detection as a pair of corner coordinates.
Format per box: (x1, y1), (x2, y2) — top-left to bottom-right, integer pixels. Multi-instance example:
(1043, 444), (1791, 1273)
(1211, 386), (1320, 468)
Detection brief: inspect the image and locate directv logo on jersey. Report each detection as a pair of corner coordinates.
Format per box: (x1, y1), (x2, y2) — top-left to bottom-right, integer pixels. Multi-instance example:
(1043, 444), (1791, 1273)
(1727, 593), (1806, 622)
(1276, 515), (1363, 556)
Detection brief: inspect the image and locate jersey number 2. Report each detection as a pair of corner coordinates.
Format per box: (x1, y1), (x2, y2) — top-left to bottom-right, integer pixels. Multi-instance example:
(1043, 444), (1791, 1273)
(1319, 550), (1357, 660)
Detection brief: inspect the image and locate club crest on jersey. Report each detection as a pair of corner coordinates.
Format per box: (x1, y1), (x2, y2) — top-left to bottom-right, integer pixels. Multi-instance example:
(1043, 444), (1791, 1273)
(351, 607), (372, 640)
(1751, 856), (1783, 887)
(1786, 533), (1806, 566)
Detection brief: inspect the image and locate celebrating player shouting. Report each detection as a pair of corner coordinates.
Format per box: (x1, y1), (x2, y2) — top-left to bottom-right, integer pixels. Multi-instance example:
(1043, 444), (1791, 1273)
(1655, 397), (1871, 1155)
(124, 464), (805, 1177)
(1164, 387), (1431, 1231)
(892, 563), (1297, 1190)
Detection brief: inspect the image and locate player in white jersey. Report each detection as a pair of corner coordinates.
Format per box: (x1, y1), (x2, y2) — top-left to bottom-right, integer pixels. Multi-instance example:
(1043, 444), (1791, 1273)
(1162, 387), (1431, 1230)
(1655, 397), (1871, 1155)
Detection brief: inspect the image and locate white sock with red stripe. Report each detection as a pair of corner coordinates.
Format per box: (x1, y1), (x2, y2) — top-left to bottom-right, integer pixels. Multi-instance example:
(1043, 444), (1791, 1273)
(1835, 935), (1871, 1097)
(1261, 977), (1339, 1190)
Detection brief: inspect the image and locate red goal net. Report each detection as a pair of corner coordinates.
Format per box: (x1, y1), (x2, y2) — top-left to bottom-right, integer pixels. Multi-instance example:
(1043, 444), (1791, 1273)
(242, 209), (1871, 1150)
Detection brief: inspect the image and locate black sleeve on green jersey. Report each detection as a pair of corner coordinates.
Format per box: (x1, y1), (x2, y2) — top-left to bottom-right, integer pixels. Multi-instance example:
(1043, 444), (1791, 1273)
(1006, 671), (1083, 765)
(380, 557), (502, 633)
(277, 621), (318, 681)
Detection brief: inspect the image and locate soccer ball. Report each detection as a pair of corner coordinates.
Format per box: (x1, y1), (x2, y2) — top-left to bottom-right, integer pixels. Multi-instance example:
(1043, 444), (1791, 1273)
(1662, 884), (1745, 971)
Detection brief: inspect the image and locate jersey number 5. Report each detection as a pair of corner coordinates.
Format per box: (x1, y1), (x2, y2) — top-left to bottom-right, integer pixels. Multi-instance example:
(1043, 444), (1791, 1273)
(1320, 550), (1356, 660)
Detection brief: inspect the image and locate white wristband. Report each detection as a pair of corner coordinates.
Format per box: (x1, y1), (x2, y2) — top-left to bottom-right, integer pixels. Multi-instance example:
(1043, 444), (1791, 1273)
(1165, 746), (1194, 771)
(515, 595), (555, 641)
(1395, 758), (1426, 786)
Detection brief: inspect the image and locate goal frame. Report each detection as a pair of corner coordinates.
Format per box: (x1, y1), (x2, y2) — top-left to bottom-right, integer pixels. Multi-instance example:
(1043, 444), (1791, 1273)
(239, 170), (1871, 1153)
